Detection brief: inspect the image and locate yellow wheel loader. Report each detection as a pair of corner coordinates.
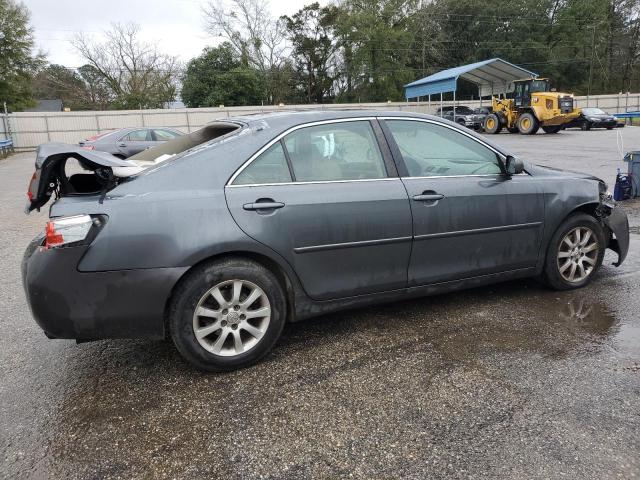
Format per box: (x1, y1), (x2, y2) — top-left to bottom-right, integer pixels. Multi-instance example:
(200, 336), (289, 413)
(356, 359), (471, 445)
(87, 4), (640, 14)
(483, 78), (581, 135)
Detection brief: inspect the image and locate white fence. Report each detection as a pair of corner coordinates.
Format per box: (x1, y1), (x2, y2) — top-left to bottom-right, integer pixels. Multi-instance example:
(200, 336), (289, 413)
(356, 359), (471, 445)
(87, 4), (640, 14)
(2, 93), (639, 150)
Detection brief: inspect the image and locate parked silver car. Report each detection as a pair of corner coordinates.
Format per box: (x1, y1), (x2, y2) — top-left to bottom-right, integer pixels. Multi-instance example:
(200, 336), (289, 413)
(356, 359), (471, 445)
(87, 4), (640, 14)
(79, 127), (183, 158)
(23, 111), (629, 371)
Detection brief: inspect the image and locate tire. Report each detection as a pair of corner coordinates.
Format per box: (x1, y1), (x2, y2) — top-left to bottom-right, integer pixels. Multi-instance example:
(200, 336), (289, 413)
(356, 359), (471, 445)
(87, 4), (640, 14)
(484, 114), (502, 134)
(518, 112), (539, 134)
(542, 125), (562, 134)
(581, 121), (591, 131)
(541, 213), (606, 290)
(606, 126), (613, 130)
(169, 257), (286, 371)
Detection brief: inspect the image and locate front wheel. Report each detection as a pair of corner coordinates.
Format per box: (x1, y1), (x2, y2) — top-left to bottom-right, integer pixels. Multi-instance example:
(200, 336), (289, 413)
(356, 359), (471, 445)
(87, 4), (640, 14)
(518, 112), (539, 134)
(541, 213), (606, 290)
(169, 258), (286, 371)
(484, 114), (502, 134)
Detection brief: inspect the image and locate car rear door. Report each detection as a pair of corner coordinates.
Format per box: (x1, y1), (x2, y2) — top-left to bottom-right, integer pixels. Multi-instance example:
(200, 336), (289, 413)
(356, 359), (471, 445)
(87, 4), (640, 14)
(117, 129), (155, 157)
(381, 118), (545, 286)
(225, 119), (413, 301)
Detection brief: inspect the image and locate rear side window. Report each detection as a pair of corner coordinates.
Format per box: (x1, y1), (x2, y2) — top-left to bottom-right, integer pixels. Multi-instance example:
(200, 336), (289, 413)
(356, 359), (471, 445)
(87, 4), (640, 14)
(233, 142), (292, 185)
(386, 120), (502, 177)
(123, 129), (151, 141)
(283, 121), (386, 182)
(153, 129), (182, 140)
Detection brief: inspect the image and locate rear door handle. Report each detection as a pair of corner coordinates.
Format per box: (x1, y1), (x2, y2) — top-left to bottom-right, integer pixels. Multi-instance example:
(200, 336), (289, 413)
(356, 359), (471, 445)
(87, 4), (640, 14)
(243, 201), (285, 211)
(412, 193), (444, 202)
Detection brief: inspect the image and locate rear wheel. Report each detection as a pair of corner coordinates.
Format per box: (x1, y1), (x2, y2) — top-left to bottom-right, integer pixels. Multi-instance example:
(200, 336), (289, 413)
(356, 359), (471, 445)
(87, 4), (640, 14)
(169, 258), (286, 371)
(518, 112), (539, 135)
(541, 213), (605, 290)
(542, 125), (562, 134)
(484, 114), (502, 134)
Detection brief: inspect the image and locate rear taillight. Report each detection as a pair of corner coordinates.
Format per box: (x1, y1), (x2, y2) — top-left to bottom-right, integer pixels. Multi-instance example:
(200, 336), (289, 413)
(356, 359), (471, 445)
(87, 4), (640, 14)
(81, 145), (95, 150)
(44, 215), (98, 249)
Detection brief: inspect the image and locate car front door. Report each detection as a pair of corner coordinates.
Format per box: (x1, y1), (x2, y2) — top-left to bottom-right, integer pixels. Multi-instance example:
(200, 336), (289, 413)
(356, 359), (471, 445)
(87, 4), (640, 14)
(381, 118), (545, 286)
(225, 119), (413, 301)
(117, 129), (155, 157)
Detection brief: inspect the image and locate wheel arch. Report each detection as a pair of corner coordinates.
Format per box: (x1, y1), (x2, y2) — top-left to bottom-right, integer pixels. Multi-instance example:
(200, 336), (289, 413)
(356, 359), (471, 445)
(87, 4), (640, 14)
(541, 201), (604, 265)
(163, 250), (299, 337)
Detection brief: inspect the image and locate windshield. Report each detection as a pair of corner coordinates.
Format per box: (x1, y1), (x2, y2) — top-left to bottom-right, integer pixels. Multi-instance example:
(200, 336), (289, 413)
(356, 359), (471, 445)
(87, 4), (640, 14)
(530, 80), (550, 93)
(582, 108), (606, 115)
(453, 107), (474, 114)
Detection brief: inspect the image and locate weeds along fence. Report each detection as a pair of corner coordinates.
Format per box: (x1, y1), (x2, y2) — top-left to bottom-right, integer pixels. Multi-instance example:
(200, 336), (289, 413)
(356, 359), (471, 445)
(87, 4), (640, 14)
(2, 93), (640, 150)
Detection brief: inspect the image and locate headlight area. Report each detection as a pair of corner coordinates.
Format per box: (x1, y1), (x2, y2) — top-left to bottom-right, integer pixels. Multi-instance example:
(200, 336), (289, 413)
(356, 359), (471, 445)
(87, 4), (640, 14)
(44, 214), (108, 249)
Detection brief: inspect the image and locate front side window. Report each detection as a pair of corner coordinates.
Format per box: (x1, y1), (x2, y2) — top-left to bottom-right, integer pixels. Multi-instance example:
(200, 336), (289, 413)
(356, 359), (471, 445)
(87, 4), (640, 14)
(385, 120), (502, 177)
(283, 121), (386, 182)
(233, 141), (292, 185)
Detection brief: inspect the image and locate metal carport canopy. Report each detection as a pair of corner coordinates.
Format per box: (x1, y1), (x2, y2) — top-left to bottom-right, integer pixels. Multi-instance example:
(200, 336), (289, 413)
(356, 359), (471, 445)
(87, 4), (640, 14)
(404, 58), (538, 99)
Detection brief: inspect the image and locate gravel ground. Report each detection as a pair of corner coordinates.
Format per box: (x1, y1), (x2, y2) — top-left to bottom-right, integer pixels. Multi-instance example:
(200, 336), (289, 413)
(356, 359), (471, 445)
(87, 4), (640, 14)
(1, 127), (639, 479)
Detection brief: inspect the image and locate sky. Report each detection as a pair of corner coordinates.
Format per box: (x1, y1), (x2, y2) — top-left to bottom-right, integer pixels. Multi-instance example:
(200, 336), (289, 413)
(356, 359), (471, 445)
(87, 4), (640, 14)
(24, 0), (328, 67)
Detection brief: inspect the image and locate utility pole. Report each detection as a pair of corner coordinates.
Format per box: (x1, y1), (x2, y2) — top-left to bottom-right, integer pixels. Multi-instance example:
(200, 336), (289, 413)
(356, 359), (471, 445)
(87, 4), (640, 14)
(587, 25), (596, 106)
(2, 101), (12, 142)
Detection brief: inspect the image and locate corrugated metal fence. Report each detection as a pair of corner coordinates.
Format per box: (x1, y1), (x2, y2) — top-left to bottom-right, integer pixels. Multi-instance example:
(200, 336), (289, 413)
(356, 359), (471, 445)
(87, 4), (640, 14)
(2, 93), (639, 150)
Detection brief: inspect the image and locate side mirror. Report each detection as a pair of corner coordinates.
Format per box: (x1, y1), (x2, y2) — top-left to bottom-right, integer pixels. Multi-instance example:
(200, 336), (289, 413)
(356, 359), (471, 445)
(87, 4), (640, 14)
(505, 155), (524, 175)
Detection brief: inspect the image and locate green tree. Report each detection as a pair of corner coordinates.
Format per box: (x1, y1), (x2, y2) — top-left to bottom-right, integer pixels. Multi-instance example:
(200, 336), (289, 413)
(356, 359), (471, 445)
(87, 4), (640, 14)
(282, 3), (340, 103)
(203, 0), (290, 103)
(333, 0), (418, 102)
(0, 0), (44, 111)
(33, 64), (91, 110)
(181, 43), (264, 107)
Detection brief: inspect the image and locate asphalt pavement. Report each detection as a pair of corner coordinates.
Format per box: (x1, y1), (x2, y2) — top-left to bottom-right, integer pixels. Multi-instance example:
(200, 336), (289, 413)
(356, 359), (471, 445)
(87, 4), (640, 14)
(1, 127), (639, 479)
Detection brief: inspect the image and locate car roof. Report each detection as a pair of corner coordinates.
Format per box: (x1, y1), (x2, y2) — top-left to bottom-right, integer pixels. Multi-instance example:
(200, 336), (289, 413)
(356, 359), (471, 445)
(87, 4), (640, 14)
(212, 109), (513, 158)
(226, 109), (438, 129)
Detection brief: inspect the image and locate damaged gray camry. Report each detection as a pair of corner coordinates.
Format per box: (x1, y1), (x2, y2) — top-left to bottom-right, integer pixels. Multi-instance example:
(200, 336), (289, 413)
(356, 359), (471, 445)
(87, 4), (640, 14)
(22, 111), (629, 371)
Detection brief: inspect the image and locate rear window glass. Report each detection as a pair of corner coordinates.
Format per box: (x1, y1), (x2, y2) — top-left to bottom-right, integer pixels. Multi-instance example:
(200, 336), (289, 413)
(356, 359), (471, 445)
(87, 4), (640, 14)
(233, 142), (292, 185)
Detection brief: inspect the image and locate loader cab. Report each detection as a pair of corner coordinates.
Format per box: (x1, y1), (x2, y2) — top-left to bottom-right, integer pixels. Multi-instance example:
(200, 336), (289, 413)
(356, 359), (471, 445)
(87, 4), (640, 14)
(513, 78), (550, 108)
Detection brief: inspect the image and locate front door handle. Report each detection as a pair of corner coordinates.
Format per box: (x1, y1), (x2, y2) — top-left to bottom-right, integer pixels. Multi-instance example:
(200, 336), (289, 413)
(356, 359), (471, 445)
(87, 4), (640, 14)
(412, 193), (444, 202)
(243, 201), (285, 211)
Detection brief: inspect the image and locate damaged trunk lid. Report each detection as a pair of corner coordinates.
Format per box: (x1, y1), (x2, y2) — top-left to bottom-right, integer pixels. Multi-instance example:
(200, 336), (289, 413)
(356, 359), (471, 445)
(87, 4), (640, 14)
(26, 122), (244, 213)
(26, 143), (142, 213)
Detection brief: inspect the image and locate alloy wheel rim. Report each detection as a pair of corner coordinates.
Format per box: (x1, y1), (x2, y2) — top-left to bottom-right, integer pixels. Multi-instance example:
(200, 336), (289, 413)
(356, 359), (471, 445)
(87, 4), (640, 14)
(557, 226), (599, 283)
(192, 279), (271, 357)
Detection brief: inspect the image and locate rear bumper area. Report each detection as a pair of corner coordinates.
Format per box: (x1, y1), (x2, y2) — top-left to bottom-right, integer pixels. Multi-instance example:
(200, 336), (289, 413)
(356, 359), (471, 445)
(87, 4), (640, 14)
(22, 239), (188, 340)
(592, 120), (617, 128)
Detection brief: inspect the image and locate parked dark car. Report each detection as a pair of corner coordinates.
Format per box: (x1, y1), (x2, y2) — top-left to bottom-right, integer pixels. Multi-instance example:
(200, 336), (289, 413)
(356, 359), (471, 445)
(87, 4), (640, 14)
(79, 127), (183, 158)
(563, 107), (618, 130)
(436, 105), (484, 129)
(23, 111), (629, 371)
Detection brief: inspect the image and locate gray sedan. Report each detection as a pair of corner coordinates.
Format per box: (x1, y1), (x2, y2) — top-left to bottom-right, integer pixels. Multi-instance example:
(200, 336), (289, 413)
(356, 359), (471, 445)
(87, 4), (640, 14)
(23, 111), (629, 371)
(79, 127), (183, 158)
